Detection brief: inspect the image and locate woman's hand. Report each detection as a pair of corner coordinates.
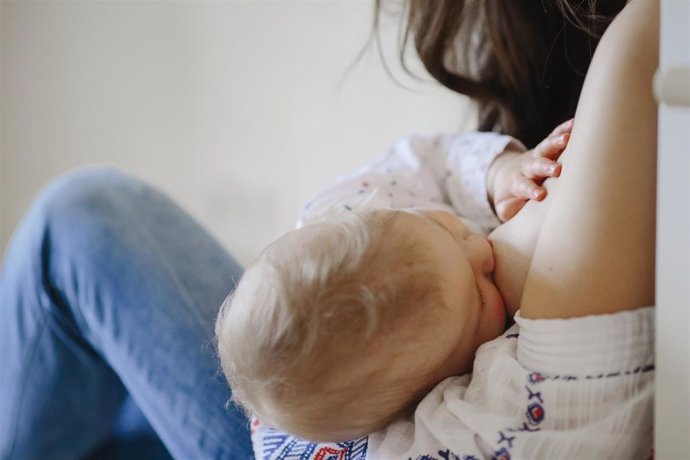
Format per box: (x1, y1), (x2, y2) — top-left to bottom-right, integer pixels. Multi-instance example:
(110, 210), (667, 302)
(487, 119), (573, 222)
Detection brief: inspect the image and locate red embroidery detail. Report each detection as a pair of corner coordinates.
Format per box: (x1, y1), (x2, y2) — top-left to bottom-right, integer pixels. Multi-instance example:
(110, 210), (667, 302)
(314, 446), (346, 460)
(251, 418), (261, 435)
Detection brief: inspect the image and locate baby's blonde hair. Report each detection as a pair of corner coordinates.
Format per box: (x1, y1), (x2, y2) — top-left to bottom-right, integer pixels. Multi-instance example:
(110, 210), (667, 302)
(215, 209), (450, 441)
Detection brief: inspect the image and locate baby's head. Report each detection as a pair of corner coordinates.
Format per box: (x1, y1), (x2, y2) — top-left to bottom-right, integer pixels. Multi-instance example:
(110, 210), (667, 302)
(215, 208), (506, 442)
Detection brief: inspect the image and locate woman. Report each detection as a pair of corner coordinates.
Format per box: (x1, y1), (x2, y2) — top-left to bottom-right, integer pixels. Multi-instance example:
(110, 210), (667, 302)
(0, 0), (656, 458)
(252, 0), (657, 457)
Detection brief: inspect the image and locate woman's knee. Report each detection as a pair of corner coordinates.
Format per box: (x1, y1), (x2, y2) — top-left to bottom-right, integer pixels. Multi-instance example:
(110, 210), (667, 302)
(34, 166), (149, 227)
(7, 166), (163, 275)
(29, 166), (170, 246)
(0, 166), (154, 356)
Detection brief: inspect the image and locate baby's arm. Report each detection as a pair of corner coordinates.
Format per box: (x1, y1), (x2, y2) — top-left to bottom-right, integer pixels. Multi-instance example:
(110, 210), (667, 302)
(297, 132), (526, 233)
(487, 119), (572, 221)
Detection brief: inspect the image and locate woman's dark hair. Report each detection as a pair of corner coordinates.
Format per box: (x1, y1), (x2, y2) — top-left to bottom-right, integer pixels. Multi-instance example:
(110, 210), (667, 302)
(372, 0), (626, 147)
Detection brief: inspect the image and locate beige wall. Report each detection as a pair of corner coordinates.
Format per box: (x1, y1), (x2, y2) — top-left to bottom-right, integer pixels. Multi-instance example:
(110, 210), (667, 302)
(0, 1), (476, 266)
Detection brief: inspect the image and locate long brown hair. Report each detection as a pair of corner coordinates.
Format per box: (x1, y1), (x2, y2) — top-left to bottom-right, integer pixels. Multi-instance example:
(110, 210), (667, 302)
(372, 0), (626, 147)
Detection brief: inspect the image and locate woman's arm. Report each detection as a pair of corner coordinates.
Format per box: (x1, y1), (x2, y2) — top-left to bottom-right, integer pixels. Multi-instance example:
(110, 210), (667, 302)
(520, 0), (659, 319)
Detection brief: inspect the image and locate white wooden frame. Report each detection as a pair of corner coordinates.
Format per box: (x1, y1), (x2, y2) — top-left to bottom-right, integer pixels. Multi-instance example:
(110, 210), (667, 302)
(654, 0), (690, 457)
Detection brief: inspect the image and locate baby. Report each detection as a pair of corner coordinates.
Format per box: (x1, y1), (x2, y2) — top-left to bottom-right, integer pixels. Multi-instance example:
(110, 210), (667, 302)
(215, 124), (571, 442)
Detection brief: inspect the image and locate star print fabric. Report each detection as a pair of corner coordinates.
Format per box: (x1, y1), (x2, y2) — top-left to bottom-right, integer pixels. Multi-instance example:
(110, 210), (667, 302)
(296, 132), (525, 235)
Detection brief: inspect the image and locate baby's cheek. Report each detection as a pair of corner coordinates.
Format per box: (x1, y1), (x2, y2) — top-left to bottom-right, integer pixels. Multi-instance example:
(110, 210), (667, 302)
(483, 286), (508, 340)
(442, 343), (475, 379)
(431, 328), (477, 379)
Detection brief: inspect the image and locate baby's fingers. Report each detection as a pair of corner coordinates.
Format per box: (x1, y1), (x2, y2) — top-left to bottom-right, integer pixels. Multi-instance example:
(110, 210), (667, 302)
(521, 157), (562, 179)
(549, 117), (574, 137)
(511, 177), (546, 201)
(532, 132), (570, 159)
(495, 197), (528, 222)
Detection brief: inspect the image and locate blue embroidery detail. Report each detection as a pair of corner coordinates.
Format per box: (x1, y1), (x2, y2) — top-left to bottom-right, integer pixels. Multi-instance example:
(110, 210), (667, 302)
(526, 386), (543, 403)
(410, 453), (476, 460)
(263, 431), (290, 460)
(536, 364), (654, 382)
(527, 372), (545, 384)
(297, 440), (317, 460)
(261, 428), (367, 460)
(489, 362), (653, 459)
(497, 431), (515, 448)
(276, 437), (314, 460)
(437, 449), (464, 460)
(347, 437), (369, 459)
(505, 333), (519, 339)
(526, 402), (545, 425)
(506, 422), (541, 433)
(273, 438), (298, 460)
(492, 447), (511, 460)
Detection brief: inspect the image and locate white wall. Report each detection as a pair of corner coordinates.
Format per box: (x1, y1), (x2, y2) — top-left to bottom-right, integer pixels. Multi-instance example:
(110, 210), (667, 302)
(0, 1), (476, 266)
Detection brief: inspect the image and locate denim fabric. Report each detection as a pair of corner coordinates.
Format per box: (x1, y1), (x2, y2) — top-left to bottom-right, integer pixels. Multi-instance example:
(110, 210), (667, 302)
(0, 167), (253, 459)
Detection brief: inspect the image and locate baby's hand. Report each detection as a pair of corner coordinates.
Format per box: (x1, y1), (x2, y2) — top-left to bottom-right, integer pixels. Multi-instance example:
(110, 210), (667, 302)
(487, 118), (573, 222)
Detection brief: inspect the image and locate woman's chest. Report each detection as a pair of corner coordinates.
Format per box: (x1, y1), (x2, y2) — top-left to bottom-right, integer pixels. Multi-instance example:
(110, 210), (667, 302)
(488, 179), (558, 315)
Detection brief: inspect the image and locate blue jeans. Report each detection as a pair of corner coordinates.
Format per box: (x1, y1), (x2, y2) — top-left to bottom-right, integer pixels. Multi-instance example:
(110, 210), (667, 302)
(0, 167), (253, 459)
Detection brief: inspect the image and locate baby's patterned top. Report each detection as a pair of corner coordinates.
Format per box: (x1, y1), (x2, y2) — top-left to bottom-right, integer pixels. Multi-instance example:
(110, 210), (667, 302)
(296, 132), (524, 234)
